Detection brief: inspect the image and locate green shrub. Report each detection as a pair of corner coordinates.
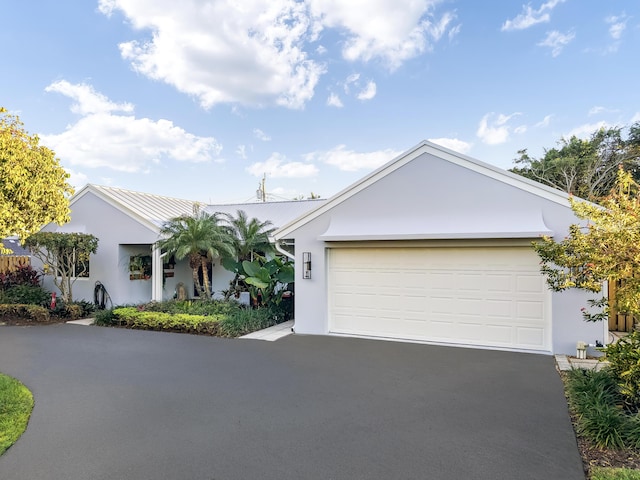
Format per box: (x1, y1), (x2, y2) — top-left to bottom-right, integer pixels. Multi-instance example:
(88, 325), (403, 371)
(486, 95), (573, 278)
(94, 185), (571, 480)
(218, 306), (278, 337)
(139, 299), (238, 316)
(603, 331), (640, 410)
(113, 307), (222, 335)
(0, 285), (50, 306)
(0, 304), (49, 323)
(94, 308), (117, 326)
(564, 368), (640, 449)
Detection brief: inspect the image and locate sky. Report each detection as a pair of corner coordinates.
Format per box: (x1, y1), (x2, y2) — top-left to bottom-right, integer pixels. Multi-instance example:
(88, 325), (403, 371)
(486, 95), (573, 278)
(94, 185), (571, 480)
(2, 0), (639, 204)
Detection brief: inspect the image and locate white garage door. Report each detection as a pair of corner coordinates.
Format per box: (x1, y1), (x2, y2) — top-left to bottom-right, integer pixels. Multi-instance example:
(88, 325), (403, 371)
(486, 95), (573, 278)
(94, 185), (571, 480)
(328, 246), (551, 352)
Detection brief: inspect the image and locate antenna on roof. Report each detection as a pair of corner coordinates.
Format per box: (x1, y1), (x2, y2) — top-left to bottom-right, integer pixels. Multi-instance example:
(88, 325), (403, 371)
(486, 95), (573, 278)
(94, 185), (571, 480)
(256, 174), (267, 202)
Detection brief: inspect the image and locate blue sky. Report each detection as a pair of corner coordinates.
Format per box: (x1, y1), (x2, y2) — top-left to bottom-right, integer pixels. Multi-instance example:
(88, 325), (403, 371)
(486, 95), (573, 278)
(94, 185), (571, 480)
(3, 0), (639, 203)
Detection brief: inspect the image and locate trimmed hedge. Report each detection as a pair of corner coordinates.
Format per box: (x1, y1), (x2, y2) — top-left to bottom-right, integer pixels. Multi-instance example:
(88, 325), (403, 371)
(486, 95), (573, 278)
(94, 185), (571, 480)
(0, 304), (49, 323)
(113, 307), (222, 335)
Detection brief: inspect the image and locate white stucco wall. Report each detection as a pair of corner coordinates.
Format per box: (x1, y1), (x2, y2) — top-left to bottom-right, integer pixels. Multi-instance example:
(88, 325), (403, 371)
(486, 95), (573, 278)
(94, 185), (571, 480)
(284, 151), (606, 355)
(39, 192), (162, 305)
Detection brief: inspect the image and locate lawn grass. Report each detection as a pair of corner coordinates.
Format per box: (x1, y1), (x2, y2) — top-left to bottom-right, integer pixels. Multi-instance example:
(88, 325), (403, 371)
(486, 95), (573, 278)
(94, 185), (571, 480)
(0, 373), (34, 455)
(591, 467), (640, 479)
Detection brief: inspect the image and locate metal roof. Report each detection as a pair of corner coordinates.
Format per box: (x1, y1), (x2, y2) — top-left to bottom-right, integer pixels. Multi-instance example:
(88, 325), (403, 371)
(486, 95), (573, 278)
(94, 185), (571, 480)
(1, 238), (30, 256)
(73, 185), (325, 232)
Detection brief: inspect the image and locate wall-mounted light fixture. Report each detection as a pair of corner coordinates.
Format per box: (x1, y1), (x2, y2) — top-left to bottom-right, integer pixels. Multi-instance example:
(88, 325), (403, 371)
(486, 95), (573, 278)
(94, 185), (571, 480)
(303, 252), (312, 279)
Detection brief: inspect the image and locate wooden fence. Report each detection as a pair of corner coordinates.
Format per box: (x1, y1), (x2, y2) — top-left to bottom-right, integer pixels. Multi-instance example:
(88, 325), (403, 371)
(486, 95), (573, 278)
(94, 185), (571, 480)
(0, 256), (31, 274)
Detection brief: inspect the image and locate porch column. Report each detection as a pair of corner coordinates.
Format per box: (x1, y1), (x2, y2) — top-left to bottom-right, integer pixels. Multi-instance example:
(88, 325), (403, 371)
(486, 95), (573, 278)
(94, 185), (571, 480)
(152, 245), (163, 301)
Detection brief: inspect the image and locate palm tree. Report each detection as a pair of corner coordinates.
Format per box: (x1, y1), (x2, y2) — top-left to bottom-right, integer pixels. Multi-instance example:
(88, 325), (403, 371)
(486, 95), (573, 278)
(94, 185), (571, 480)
(156, 211), (234, 299)
(221, 210), (275, 262)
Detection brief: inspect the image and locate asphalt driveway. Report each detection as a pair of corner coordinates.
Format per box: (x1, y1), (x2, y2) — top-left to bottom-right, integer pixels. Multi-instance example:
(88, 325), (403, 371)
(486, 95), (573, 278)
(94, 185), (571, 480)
(0, 324), (584, 480)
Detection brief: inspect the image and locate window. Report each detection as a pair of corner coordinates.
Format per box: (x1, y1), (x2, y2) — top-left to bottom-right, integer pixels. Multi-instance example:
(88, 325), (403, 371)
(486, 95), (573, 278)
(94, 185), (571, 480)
(74, 252), (90, 278)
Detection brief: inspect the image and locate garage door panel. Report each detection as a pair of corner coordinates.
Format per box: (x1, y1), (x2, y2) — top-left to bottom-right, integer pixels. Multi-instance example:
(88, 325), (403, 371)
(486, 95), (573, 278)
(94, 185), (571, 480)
(328, 247), (550, 352)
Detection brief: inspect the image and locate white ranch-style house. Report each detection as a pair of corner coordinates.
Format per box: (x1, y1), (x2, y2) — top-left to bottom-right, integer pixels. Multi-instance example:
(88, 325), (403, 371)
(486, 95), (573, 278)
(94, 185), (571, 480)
(40, 141), (606, 355)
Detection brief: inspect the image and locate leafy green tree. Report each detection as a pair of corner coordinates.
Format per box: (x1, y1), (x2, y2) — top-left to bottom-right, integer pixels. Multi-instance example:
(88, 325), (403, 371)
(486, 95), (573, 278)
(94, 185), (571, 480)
(0, 108), (73, 250)
(24, 232), (99, 303)
(511, 123), (640, 201)
(156, 212), (233, 299)
(221, 210), (275, 262)
(534, 168), (640, 322)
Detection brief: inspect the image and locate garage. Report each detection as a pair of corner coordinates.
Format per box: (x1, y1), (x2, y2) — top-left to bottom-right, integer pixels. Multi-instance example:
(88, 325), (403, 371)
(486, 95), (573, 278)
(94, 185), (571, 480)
(272, 140), (605, 354)
(328, 246), (551, 352)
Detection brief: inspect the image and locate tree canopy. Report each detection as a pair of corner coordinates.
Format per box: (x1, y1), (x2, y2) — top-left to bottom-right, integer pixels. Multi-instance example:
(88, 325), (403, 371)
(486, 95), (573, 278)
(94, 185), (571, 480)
(220, 209), (275, 262)
(156, 211), (234, 299)
(25, 232), (99, 303)
(511, 122), (640, 201)
(0, 108), (73, 248)
(534, 168), (640, 322)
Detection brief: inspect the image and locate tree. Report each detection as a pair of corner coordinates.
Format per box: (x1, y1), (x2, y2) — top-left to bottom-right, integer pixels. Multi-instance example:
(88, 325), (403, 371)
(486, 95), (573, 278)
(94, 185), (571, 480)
(0, 108), (73, 250)
(533, 168), (640, 322)
(156, 211), (233, 299)
(24, 232), (99, 303)
(511, 123), (640, 201)
(220, 210), (275, 262)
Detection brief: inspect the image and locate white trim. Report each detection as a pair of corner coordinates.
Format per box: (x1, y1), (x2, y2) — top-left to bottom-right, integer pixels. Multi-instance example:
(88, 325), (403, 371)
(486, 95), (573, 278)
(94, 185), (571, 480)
(273, 140), (573, 240)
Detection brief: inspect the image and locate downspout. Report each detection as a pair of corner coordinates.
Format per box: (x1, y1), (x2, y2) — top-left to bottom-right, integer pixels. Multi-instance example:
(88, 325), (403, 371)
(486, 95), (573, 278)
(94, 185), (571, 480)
(273, 238), (295, 261)
(272, 237), (295, 333)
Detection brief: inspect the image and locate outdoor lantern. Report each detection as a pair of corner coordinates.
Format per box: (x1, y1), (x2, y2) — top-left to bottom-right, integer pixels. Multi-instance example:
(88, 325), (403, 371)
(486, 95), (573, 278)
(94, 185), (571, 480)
(303, 252), (311, 279)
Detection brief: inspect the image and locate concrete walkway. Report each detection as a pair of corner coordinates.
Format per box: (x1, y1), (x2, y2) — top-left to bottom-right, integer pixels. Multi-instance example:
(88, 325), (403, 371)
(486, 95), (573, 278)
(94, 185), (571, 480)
(240, 320), (293, 341)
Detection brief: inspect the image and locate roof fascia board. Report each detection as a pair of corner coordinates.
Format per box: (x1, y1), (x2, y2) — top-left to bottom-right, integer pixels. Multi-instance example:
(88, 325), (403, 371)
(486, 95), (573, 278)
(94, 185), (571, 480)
(274, 141), (572, 240)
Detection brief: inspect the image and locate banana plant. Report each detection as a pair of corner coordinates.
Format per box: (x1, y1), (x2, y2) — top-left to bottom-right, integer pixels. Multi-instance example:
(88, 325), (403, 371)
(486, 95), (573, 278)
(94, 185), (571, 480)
(222, 256), (293, 307)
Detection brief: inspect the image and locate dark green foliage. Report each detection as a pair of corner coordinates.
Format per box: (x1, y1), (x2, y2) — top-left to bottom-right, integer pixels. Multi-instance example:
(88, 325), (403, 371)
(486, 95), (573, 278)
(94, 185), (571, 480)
(0, 304), (49, 323)
(603, 331), (640, 410)
(564, 368), (640, 449)
(0, 285), (50, 306)
(223, 256), (294, 315)
(24, 232), (99, 303)
(218, 306), (279, 337)
(510, 122), (640, 201)
(93, 308), (117, 326)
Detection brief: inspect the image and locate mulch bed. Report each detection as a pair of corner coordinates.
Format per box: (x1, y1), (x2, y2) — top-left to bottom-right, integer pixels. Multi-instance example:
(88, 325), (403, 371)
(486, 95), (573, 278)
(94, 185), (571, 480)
(560, 371), (640, 478)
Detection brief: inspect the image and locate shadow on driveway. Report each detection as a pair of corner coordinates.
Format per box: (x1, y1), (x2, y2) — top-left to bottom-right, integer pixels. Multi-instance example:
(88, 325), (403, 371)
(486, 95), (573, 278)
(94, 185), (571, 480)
(0, 325), (584, 480)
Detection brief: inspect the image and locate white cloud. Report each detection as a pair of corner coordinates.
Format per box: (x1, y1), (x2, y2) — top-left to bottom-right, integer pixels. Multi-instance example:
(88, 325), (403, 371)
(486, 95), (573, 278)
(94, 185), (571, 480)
(236, 144), (247, 159)
(501, 0), (565, 31)
(309, 0), (459, 70)
(356, 81), (377, 101)
(631, 112), (640, 124)
(606, 14), (628, 40)
(99, 0), (456, 109)
(305, 145), (401, 172)
(514, 125), (527, 134)
(427, 138), (472, 154)
(344, 73), (360, 94)
(253, 129), (271, 141)
(534, 114), (554, 127)
(42, 80), (221, 173)
(537, 30), (575, 57)
(246, 152), (318, 178)
(589, 106), (606, 116)
(476, 112), (520, 145)
(327, 92), (343, 108)
(45, 80), (133, 115)
(565, 121), (610, 139)
(101, 0), (325, 110)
